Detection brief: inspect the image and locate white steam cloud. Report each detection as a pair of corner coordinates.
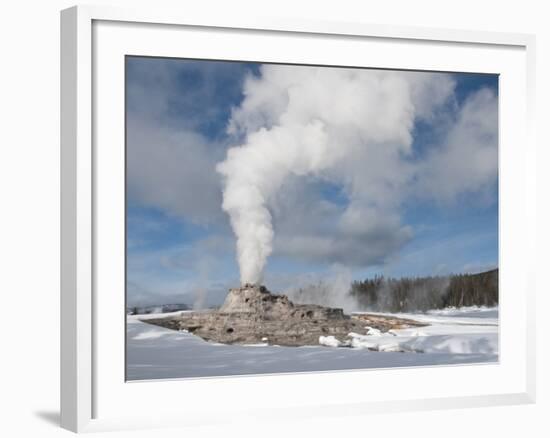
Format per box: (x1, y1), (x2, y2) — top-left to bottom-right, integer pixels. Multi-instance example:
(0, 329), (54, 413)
(285, 265), (357, 313)
(216, 65), (493, 285)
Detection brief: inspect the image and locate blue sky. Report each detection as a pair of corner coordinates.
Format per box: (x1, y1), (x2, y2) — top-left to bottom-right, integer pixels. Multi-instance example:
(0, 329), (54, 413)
(125, 57), (498, 307)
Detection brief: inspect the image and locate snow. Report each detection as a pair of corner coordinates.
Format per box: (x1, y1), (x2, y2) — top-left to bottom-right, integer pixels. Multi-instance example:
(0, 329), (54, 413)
(337, 306), (499, 354)
(364, 326), (387, 337)
(319, 336), (343, 347)
(126, 307), (498, 380)
(426, 305), (498, 318)
(132, 329), (174, 340)
(345, 331), (497, 354)
(132, 310), (194, 320)
(378, 342), (408, 353)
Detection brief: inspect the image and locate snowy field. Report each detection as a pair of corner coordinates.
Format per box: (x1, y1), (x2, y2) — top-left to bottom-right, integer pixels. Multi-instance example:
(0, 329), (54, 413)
(126, 306), (498, 380)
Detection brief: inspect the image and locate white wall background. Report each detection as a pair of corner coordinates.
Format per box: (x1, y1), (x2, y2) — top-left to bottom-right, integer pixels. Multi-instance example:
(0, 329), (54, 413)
(0, 0), (547, 436)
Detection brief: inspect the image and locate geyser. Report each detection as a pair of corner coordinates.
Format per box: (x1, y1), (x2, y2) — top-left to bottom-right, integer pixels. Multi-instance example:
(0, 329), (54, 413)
(143, 283), (426, 346)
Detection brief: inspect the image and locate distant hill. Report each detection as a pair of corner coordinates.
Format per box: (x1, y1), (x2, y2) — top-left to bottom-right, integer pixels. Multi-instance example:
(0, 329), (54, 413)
(350, 269), (498, 312)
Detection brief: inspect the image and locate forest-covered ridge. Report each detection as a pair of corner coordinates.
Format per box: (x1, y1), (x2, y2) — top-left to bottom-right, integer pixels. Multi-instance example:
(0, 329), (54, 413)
(350, 269), (498, 312)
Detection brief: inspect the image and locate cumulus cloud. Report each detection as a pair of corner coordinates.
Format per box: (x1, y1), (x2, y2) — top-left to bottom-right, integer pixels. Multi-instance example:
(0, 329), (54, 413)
(125, 57), (252, 225)
(126, 57), (250, 135)
(126, 118), (224, 224)
(413, 87), (498, 202)
(268, 175), (413, 266)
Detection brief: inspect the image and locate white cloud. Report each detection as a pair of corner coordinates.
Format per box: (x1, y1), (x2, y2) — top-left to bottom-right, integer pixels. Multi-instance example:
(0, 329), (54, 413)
(413, 87), (498, 202)
(125, 58), (250, 226)
(126, 117), (225, 224)
(267, 174), (413, 266)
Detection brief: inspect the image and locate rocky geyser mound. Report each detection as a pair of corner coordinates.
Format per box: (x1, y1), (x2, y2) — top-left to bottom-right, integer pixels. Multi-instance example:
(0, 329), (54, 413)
(144, 284), (425, 347)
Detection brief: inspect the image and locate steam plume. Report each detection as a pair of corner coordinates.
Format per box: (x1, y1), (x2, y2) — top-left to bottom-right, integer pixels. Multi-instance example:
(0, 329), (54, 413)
(217, 66), (455, 284)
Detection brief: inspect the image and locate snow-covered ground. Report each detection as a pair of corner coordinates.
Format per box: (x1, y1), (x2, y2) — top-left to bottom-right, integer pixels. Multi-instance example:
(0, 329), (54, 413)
(126, 306), (498, 380)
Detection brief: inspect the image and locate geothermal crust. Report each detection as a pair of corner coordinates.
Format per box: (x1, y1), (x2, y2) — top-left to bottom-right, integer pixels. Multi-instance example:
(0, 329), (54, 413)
(143, 284), (425, 347)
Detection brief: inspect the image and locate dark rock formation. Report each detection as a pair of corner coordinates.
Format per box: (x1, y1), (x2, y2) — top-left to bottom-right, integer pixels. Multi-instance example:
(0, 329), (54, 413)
(143, 284), (425, 347)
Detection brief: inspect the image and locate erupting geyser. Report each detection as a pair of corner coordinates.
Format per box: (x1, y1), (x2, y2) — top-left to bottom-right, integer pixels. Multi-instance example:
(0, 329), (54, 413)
(216, 120), (332, 285)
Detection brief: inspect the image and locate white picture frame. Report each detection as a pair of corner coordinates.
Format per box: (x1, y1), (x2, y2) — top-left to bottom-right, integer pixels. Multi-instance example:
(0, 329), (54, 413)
(60, 4), (536, 433)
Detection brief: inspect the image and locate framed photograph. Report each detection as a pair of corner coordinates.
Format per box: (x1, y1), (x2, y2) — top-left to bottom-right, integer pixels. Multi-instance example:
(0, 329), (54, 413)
(61, 5), (536, 432)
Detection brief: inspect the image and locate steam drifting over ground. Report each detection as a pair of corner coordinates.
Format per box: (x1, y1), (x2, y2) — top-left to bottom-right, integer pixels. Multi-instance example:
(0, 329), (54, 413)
(284, 265), (358, 313)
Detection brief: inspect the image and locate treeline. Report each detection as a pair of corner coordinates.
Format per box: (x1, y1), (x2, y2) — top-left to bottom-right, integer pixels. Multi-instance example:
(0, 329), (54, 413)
(350, 269), (498, 313)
